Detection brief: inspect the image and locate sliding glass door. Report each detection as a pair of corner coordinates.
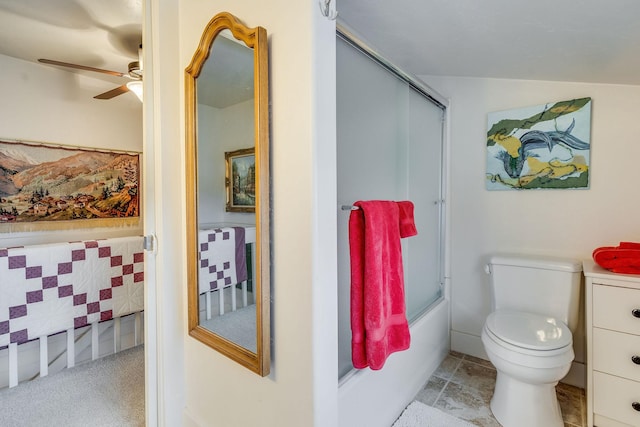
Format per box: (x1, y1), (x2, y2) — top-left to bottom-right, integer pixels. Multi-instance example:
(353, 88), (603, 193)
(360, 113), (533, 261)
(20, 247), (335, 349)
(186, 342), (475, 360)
(336, 33), (445, 378)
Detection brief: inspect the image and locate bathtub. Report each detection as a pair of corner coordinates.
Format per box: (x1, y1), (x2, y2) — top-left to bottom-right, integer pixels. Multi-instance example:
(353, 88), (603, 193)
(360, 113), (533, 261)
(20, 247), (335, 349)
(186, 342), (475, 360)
(338, 297), (450, 427)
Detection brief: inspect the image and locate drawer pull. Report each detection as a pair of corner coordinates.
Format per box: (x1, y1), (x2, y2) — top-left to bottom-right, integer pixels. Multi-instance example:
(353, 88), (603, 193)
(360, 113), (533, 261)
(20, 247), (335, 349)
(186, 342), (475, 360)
(633, 356), (640, 365)
(633, 402), (640, 412)
(633, 309), (640, 318)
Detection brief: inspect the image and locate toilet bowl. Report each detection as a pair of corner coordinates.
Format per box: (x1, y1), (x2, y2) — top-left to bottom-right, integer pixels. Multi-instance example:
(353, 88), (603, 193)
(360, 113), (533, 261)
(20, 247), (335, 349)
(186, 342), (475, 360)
(481, 309), (574, 427)
(481, 254), (582, 427)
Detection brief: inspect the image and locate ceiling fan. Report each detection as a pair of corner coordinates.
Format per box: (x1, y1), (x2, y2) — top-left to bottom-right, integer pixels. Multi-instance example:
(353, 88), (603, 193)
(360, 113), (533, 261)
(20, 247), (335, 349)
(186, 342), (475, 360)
(38, 45), (143, 101)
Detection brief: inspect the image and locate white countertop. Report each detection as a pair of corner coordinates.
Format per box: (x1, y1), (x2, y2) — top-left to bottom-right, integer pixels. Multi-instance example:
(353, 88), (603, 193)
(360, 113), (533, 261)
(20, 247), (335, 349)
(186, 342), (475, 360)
(583, 259), (640, 285)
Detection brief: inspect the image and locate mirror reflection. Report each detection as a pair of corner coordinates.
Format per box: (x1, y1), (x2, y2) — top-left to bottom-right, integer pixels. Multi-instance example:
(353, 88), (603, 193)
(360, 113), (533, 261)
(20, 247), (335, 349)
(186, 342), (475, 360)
(196, 31), (257, 351)
(185, 12), (269, 376)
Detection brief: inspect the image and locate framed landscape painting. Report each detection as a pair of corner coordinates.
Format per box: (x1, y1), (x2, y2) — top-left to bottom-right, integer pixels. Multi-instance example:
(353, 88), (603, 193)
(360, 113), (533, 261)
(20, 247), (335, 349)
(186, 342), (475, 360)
(225, 148), (255, 213)
(486, 97), (592, 190)
(0, 140), (140, 229)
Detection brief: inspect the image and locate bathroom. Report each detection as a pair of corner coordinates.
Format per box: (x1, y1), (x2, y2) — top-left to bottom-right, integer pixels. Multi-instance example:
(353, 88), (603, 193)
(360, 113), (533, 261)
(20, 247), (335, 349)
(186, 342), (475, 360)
(1, 0), (639, 426)
(171, 1), (640, 424)
(340, 3), (640, 426)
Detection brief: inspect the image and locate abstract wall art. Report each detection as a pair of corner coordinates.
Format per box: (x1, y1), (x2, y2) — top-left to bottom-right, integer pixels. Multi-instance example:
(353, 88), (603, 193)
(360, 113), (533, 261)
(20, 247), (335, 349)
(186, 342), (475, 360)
(486, 97), (592, 190)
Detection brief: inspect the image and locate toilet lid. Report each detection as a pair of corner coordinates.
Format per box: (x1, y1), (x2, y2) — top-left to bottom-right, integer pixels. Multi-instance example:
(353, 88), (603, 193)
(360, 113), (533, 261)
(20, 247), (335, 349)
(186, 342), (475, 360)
(485, 310), (572, 351)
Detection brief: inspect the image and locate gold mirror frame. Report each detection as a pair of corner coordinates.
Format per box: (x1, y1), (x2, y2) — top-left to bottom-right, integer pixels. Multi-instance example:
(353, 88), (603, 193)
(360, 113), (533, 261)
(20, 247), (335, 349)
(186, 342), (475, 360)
(185, 12), (270, 376)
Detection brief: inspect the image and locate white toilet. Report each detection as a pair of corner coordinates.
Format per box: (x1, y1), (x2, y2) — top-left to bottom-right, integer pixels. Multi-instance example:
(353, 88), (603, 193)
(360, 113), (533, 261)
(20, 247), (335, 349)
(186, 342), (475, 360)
(480, 254), (582, 427)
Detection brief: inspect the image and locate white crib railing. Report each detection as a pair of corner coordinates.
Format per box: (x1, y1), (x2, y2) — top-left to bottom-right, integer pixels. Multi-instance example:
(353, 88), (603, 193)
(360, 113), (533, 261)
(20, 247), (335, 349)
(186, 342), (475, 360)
(2, 312), (143, 389)
(204, 275), (254, 319)
(0, 236), (145, 389)
(198, 225), (256, 322)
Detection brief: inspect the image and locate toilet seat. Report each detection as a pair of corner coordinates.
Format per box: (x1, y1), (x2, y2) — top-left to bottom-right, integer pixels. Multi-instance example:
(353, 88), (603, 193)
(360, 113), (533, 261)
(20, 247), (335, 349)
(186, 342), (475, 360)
(482, 310), (576, 426)
(485, 310), (572, 354)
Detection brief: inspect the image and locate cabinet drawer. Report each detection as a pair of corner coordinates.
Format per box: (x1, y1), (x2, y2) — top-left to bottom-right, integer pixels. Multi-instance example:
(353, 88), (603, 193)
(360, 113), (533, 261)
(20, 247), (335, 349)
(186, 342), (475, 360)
(594, 328), (640, 381)
(594, 371), (640, 426)
(593, 285), (640, 334)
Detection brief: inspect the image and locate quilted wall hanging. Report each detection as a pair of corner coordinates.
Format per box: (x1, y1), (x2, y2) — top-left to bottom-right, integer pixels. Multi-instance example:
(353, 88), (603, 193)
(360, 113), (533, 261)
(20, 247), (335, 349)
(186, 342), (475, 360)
(0, 139), (140, 227)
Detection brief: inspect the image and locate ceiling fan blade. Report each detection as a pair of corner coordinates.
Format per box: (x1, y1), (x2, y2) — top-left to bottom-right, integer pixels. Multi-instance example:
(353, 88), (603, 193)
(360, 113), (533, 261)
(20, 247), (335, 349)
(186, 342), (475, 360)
(38, 58), (126, 78)
(94, 84), (129, 100)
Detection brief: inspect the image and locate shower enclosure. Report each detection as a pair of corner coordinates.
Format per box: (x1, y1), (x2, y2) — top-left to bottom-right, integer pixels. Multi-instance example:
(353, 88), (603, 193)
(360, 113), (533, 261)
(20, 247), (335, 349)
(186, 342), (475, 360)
(336, 27), (449, 427)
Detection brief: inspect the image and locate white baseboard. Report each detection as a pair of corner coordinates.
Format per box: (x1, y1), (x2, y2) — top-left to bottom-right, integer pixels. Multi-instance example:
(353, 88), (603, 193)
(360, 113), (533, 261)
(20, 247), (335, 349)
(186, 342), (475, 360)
(561, 360), (586, 389)
(451, 329), (488, 360)
(451, 329), (585, 389)
(182, 410), (201, 427)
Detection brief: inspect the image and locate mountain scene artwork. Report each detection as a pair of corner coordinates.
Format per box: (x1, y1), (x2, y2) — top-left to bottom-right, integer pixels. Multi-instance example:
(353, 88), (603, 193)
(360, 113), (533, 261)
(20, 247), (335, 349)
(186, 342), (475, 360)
(0, 140), (139, 223)
(486, 97), (592, 190)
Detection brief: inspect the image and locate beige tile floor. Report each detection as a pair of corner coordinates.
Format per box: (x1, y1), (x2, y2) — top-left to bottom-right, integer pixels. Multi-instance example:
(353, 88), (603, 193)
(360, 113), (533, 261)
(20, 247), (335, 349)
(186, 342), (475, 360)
(413, 351), (586, 427)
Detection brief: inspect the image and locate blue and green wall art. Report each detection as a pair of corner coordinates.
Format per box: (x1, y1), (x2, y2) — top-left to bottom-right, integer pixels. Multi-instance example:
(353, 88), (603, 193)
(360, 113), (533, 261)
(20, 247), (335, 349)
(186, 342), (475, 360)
(486, 97), (592, 190)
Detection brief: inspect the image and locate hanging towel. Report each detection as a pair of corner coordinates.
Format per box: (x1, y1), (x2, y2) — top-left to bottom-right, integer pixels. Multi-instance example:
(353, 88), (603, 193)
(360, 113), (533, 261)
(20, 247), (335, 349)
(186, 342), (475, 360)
(349, 200), (417, 370)
(593, 242), (640, 274)
(198, 227), (248, 294)
(397, 201), (418, 238)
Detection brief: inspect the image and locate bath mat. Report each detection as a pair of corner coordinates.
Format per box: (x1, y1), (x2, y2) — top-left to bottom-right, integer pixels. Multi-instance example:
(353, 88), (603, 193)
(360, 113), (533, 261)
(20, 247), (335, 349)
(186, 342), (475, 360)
(392, 401), (475, 427)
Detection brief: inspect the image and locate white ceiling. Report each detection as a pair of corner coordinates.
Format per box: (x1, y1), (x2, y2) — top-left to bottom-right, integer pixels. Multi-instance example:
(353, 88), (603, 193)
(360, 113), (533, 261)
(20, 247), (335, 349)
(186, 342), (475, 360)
(0, 0), (142, 94)
(1, 0), (638, 95)
(199, 33), (255, 109)
(337, 0), (640, 85)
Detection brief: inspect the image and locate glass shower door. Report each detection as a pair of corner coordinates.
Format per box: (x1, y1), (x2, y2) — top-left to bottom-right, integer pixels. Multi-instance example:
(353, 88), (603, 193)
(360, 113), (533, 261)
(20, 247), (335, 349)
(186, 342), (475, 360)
(336, 34), (445, 379)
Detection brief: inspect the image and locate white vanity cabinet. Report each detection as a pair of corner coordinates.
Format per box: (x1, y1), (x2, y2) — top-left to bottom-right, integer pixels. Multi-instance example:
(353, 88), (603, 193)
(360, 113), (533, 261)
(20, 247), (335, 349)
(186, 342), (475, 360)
(584, 260), (640, 427)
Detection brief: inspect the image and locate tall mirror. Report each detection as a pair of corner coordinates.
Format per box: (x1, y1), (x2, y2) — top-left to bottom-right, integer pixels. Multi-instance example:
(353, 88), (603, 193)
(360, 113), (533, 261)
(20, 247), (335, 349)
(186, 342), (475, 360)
(185, 12), (270, 376)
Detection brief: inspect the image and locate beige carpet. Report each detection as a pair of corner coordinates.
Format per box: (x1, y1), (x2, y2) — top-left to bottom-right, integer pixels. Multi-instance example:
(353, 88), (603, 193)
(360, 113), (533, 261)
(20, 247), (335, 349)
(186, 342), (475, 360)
(0, 345), (144, 427)
(200, 305), (256, 352)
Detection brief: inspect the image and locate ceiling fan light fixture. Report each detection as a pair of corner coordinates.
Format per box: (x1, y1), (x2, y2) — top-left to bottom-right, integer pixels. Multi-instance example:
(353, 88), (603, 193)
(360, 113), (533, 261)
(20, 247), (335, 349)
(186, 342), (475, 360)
(126, 80), (143, 102)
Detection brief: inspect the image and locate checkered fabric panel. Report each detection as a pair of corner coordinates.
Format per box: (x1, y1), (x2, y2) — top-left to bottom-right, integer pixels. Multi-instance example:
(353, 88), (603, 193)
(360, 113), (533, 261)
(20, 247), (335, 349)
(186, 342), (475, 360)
(198, 227), (247, 294)
(0, 236), (144, 346)
(199, 228), (235, 293)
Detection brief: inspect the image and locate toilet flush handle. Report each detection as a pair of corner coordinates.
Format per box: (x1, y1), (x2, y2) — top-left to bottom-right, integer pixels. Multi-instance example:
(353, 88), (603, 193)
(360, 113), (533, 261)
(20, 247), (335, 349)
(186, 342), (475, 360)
(484, 264), (492, 275)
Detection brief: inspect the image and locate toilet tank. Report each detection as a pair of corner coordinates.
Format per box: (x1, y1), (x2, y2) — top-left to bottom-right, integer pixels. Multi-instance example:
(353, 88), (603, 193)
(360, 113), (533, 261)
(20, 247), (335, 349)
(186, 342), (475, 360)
(487, 254), (583, 331)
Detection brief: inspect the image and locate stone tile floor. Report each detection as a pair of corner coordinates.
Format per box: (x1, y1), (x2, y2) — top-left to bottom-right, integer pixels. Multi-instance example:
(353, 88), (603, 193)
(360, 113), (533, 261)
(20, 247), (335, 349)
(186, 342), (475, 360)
(412, 351), (586, 427)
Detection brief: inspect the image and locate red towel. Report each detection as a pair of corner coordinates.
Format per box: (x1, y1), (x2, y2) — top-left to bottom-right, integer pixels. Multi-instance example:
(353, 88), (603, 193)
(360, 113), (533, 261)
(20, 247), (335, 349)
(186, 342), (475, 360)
(397, 201), (418, 238)
(349, 200), (417, 370)
(593, 242), (640, 274)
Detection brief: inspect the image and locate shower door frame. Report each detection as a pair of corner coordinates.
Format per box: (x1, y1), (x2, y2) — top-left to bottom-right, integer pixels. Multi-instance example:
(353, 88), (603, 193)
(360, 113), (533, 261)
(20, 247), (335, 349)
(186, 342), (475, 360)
(336, 23), (450, 381)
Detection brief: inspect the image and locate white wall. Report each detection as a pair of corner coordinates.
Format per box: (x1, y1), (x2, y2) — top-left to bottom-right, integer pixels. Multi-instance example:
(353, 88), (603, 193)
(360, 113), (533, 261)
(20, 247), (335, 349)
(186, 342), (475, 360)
(171, 2), (337, 426)
(420, 76), (640, 374)
(0, 53), (143, 246)
(145, 0), (184, 424)
(197, 100), (254, 225)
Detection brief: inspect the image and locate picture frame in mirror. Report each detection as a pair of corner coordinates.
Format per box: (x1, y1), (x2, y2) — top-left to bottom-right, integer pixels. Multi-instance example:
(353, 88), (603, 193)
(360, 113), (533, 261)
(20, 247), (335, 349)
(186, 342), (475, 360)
(225, 147), (255, 213)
